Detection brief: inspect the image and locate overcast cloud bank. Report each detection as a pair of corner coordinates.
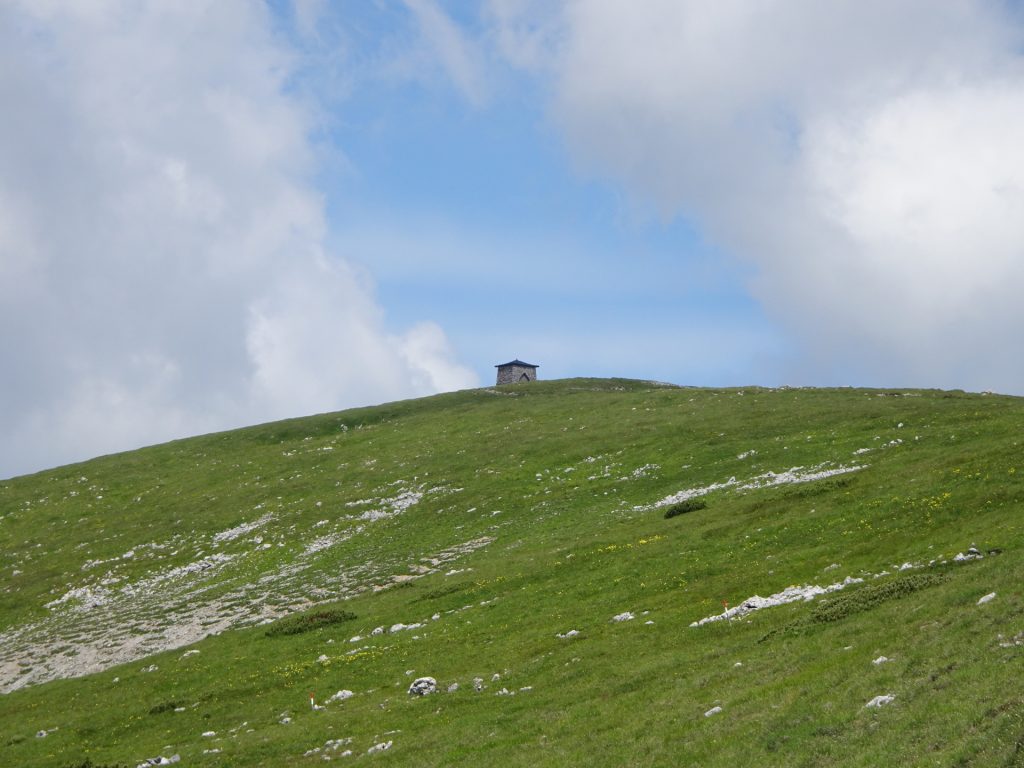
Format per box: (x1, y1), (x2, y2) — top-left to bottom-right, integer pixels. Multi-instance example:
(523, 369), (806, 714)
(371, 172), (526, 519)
(492, 0), (1024, 389)
(0, 2), (475, 478)
(5, 1), (1024, 478)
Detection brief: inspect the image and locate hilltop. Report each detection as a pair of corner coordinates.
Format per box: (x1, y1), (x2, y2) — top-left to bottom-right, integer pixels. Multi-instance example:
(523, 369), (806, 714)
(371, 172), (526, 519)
(1, 378), (1022, 766)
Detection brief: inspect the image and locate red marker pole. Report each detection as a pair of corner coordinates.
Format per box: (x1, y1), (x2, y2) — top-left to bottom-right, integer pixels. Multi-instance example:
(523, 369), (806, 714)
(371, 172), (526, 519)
(309, 692), (316, 710)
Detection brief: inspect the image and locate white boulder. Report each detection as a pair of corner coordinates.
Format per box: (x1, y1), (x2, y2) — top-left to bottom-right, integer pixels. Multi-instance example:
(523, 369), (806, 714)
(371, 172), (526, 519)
(408, 677), (437, 696)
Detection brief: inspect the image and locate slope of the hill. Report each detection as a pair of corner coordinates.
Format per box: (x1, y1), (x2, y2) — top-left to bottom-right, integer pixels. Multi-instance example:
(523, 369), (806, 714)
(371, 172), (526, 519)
(1, 379), (1022, 767)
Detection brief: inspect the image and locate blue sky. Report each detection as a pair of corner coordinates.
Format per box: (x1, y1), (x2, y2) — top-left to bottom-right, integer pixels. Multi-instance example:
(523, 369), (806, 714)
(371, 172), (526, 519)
(2, 1), (1024, 477)
(287, 0), (786, 385)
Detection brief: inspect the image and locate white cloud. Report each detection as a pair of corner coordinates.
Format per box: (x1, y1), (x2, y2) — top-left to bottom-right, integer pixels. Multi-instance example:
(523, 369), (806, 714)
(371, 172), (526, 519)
(403, 0), (490, 106)
(484, 0), (562, 73)
(0, 2), (476, 478)
(291, 0), (329, 41)
(397, 322), (479, 393)
(495, 0), (1024, 391)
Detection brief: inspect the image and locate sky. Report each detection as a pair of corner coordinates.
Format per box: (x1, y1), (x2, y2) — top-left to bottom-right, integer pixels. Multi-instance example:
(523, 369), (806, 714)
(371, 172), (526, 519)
(3, 1), (1024, 479)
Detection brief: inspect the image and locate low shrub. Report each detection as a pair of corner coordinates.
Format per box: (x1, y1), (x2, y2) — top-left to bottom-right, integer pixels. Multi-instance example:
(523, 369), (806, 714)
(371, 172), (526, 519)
(762, 571), (951, 641)
(265, 608), (357, 638)
(807, 572), (949, 624)
(664, 498), (707, 519)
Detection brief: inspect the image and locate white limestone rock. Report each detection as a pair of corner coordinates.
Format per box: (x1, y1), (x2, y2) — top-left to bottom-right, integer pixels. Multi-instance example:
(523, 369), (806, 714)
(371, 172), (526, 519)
(408, 677), (437, 696)
(865, 694), (895, 708)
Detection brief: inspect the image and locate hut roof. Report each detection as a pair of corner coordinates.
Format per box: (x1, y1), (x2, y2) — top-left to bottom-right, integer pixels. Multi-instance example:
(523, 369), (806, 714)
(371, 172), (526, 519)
(494, 359), (539, 369)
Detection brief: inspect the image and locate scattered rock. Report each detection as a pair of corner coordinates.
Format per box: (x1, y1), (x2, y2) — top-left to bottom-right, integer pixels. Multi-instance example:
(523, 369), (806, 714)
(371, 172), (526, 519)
(35, 730), (48, 738)
(704, 706), (722, 717)
(954, 547), (984, 563)
(305, 737), (354, 758)
(371, 626), (384, 636)
(865, 694), (895, 708)
(644, 620), (654, 625)
(978, 592), (997, 605)
(447, 683), (459, 693)
(473, 677), (484, 692)
(408, 677), (436, 696)
(202, 731), (217, 737)
(733, 662), (743, 668)
(327, 689), (354, 703)
(136, 755), (180, 767)
(872, 656), (890, 665)
(280, 717), (291, 724)
(691, 577), (864, 627)
(556, 629), (579, 639)
(367, 741), (393, 754)
(491, 672), (501, 682)
(389, 622), (424, 634)
(612, 612), (635, 622)
(496, 688), (513, 696)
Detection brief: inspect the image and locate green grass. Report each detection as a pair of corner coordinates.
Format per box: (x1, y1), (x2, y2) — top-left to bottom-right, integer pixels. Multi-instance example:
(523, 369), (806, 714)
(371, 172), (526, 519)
(0, 379), (1023, 766)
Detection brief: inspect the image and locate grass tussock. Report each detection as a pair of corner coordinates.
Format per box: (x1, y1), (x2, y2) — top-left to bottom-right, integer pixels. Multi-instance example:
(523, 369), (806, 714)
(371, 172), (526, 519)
(264, 608), (356, 637)
(415, 582), (473, 601)
(147, 700), (183, 715)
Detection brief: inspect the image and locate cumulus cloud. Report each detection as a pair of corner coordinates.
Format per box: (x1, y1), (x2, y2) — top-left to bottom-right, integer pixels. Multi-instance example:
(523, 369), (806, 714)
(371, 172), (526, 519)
(0, 1), (476, 478)
(495, 0), (1024, 391)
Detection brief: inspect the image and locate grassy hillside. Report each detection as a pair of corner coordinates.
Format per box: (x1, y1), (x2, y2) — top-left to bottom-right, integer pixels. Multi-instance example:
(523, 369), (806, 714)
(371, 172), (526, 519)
(1, 378), (1022, 767)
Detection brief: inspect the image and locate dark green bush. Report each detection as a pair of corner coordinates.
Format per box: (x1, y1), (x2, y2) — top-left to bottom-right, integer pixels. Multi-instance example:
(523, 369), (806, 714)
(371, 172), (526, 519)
(264, 608), (356, 638)
(664, 498), (707, 519)
(762, 571), (951, 642)
(808, 572), (949, 624)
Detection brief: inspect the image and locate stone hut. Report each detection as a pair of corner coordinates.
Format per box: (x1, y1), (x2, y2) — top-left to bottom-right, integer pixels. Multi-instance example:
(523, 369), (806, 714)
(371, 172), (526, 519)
(495, 359), (539, 385)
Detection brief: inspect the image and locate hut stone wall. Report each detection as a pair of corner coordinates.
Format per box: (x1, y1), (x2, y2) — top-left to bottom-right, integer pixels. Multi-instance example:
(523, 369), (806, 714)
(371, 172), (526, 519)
(496, 364), (537, 385)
